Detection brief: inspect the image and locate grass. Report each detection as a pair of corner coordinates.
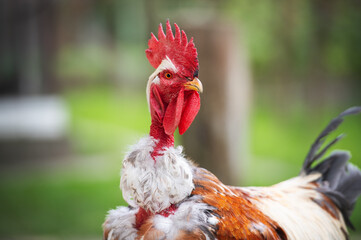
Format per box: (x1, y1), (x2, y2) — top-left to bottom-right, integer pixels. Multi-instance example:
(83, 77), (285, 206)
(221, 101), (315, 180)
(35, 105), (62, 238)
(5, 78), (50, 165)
(0, 158), (125, 238)
(0, 85), (360, 238)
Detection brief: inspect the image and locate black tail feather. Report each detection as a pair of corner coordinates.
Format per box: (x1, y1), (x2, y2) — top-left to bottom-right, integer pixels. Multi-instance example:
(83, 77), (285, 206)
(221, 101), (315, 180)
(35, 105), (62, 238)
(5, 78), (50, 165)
(300, 106), (361, 229)
(302, 106), (361, 173)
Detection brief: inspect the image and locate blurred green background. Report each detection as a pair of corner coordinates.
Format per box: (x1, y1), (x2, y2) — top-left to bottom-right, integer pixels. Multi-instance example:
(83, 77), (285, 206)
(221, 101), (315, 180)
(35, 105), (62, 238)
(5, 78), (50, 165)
(0, 0), (360, 239)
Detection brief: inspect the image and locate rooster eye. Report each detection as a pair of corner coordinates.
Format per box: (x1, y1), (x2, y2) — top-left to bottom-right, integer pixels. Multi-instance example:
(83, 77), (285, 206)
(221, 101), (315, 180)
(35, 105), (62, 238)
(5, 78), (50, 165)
(164, 72), (173, 79)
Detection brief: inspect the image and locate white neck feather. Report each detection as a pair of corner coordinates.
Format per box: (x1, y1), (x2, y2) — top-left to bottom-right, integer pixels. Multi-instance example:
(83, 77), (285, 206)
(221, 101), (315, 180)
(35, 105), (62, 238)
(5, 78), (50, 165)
(120, 136), (194, 213)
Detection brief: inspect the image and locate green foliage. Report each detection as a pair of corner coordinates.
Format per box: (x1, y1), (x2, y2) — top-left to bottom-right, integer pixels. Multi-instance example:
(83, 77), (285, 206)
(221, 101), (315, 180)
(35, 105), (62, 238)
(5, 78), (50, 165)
(57, 45), (114, 84)
(224, 0), (361, 83)
(65, 86), (150, 155)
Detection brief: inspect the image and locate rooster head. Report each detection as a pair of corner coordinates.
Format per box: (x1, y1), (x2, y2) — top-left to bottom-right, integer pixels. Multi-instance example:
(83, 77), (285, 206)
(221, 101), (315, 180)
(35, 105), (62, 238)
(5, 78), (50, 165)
(146, 20), (202, 136)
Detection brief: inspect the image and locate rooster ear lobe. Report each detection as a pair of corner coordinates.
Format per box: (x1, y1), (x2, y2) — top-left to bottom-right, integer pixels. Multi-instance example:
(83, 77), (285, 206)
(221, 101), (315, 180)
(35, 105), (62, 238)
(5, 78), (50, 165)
(163, 88), (185, 135)
(179, 91), (200, 135)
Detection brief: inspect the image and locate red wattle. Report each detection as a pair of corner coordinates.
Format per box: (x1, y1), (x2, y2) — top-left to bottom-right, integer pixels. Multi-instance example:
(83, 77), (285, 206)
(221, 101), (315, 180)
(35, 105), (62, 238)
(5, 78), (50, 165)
(179, 91), (200, 135)
(163, 88), (184, 135)
(149, 85), (200, 157)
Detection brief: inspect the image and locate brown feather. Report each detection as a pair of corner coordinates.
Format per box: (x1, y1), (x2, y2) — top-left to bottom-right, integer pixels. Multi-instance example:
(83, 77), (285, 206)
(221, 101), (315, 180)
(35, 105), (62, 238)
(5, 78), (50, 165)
(136, 219), (166, 240)
(175, 229), (207, 240)
(311, 194), (341, 220)
(102, 220), (111, 240)
(192, 168), (288, 240)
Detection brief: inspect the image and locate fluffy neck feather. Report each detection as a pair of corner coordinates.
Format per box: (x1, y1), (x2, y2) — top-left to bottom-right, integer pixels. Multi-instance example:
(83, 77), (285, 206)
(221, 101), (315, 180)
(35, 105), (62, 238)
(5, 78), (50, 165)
(121, 136), (194, 214)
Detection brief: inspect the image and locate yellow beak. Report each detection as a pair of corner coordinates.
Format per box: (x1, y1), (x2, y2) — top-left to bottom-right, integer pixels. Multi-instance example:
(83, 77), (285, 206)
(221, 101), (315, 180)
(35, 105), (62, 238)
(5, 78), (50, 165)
(184, 77), (203, 93)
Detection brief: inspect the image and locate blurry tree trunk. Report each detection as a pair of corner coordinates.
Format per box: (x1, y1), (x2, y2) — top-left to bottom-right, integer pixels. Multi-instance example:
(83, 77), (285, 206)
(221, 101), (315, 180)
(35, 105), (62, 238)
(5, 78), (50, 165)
(0, 0), (59, 95)
(181, 18), (252, 185)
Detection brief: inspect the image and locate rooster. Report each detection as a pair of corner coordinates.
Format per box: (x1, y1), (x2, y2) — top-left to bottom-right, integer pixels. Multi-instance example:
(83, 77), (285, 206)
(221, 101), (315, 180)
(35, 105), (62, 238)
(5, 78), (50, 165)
(103, 20), (361, 240)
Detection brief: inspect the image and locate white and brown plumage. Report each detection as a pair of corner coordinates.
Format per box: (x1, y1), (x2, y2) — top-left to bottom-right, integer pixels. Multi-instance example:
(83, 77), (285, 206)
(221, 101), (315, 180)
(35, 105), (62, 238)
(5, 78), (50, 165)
(103, 20), (361, 239)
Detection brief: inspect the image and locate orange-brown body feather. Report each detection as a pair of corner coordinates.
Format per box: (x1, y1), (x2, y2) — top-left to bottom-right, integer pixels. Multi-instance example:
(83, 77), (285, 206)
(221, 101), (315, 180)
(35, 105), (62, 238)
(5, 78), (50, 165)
(192, 167), (287, 240)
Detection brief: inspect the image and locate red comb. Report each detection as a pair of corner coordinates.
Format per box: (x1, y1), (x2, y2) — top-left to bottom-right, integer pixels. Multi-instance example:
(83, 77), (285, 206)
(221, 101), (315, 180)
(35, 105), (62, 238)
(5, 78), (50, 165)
(146, 20), (198, 77)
